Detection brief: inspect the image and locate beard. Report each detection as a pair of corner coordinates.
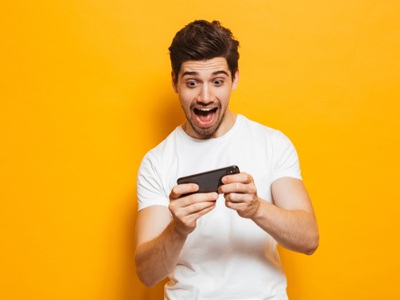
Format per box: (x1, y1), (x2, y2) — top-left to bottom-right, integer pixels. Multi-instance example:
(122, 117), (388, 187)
(188, 114), (224, 138)
(184, 102), (226, 139)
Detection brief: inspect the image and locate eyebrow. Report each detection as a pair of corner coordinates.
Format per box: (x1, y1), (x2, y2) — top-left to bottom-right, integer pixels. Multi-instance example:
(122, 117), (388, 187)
(181, 70), (230, 78)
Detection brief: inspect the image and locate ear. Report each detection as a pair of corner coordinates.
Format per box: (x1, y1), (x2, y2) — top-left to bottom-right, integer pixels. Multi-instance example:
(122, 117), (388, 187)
(232, 69), (240, 91)
(171, 71), (178, 93)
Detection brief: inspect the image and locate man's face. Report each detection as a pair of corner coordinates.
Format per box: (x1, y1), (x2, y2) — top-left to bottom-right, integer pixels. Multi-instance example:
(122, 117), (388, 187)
(172, 57), (239, 139)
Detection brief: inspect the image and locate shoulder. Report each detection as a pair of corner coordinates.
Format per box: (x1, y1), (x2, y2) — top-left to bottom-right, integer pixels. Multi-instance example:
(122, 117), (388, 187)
(237, 115), (290, 143)
(142, 126), (182, 163)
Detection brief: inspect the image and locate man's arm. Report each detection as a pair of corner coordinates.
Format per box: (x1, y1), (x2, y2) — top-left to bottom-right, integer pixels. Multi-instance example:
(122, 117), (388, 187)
(135, 183), (218, 287)
(135, 206), (185, 287)
(220, 174), (319, 255)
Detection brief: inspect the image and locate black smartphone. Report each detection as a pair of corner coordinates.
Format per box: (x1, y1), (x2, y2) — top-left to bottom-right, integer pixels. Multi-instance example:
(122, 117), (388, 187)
(177, 165), (240, 193)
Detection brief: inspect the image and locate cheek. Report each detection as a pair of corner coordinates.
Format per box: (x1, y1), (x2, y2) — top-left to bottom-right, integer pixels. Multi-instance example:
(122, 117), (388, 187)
(216, 89), (232, 103)
(178, 92), (194, 109)
(179, 89), (196, 102)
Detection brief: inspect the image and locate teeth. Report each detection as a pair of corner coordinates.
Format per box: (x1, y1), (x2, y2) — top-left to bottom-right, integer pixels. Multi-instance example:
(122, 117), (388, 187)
(198, 108), (214, 111)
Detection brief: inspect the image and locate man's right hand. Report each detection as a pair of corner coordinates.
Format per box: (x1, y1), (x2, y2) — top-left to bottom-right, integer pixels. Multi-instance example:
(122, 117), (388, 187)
(135, 184), (218, 287)
(169, 183), (218, 235)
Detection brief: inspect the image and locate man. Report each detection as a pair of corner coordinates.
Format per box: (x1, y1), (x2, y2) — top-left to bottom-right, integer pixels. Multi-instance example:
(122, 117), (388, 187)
(135, 20), (319, 299)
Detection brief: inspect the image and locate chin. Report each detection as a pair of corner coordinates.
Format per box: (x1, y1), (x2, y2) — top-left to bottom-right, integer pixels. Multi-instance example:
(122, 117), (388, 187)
(193, 124), (220, 139)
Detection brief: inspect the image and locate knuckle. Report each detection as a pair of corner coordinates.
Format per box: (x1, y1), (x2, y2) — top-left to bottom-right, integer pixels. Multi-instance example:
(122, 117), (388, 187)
(192, 203), (201, 212)
(234, 183), (241, 190)
(243, 173), (253, 183)
(169, 186), (179, 199)
(224, 193), (232, 201)
(248, 185), (257, 194)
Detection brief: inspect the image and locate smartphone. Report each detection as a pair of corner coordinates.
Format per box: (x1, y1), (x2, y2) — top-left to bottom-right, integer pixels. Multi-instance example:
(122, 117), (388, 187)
(177, 165), (240, 193)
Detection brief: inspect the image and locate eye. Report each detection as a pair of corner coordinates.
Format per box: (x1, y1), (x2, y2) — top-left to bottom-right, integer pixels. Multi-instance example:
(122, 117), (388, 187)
(186, 80), (198, 88)
(213, 79), (224, 86)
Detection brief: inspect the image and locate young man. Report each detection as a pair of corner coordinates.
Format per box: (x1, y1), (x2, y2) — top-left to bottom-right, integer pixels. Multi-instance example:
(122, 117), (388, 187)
(135, 20), (319, 299)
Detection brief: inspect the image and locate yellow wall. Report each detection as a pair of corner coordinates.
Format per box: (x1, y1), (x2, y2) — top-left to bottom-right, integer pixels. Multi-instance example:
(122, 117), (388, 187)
(1, 1), (399, 299)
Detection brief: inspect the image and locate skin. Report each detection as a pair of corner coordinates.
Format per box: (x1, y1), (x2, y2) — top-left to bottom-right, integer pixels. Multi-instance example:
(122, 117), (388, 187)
(171, 57), (239, 139)
(135, 57), (319, 287)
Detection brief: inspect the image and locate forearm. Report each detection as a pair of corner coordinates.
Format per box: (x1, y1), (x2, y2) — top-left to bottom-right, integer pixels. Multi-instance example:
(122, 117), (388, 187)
(252, 199), (319, 255)
(135, 221), (187, 287)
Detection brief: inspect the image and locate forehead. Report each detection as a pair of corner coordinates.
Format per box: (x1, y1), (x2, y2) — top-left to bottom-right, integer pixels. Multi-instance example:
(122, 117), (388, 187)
(179, 57), (230, 77)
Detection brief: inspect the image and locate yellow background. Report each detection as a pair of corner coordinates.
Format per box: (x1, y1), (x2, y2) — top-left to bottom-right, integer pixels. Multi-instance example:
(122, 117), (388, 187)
(1, 1), (399, 299)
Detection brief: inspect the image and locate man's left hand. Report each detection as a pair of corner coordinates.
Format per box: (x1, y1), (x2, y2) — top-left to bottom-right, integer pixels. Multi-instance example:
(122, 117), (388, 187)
(218, 172), (260, 218)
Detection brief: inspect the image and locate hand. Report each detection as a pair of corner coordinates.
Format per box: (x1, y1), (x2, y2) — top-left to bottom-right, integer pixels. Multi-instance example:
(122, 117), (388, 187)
(169, 183), (218, 235)
(219, 172), (260, 218)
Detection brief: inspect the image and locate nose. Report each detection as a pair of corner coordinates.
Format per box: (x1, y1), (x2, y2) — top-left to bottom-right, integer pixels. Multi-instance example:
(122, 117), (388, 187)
(198, 83), (213, 104)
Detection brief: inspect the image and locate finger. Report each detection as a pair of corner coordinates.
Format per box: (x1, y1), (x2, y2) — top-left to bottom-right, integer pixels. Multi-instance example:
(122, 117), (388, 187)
(170, 183), (199, 200)
(224, 192), (253, 203)
(170, 192), (218, 213)
(173, 192), (217, 211)
(171, 195), (217, 232)
(187, 199), (217, 215)
(219, 181), (258, 196)
(225, 196), (260, 219)
(221, 172), (253, 184)
(173, 203), (216, 234)
(192, 203), (216, 218)
(224, 201), (251, 218)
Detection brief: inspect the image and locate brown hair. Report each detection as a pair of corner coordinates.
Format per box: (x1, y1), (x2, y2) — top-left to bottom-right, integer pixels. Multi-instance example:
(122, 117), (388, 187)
(169, 20), (240, 82)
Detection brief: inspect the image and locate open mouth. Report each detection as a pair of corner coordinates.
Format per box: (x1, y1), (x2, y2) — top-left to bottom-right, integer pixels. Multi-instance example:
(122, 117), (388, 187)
(193, 107), (218, 126)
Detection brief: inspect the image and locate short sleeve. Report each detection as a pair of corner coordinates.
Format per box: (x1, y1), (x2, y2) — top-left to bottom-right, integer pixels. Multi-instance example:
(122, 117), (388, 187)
(136, 153), (169, 211)
(270, 131), (302, 182)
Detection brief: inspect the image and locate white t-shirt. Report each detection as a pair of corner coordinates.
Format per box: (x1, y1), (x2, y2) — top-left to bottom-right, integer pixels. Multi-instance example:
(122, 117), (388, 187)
(137, 115), (302, 300)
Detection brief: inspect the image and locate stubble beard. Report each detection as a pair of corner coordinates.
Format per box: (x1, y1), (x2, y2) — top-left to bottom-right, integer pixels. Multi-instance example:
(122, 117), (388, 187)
(186, 105), (226, 139)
